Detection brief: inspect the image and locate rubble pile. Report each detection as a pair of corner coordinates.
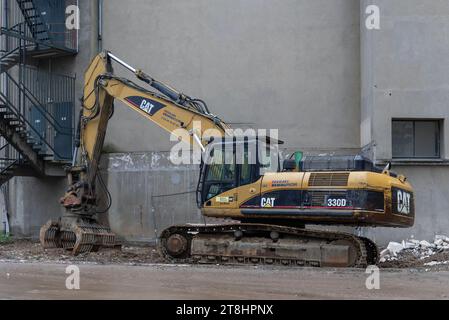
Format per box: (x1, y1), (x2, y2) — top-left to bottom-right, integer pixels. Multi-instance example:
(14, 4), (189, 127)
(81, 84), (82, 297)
(379, 235), (449, 268)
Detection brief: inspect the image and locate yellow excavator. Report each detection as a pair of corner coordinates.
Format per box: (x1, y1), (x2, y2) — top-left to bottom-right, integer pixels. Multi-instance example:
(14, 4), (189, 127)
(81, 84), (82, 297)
(40, 51), (415, 267)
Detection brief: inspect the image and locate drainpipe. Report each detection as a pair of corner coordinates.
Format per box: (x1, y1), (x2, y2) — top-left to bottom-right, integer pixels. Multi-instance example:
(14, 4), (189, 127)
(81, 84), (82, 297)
(1, 0), (6, 90)
(1, 186), (10, 235)
(98, 0), (103, 51)
(1, 1), (10, 236)
(1, 0), (7, 30)
(90, 0), (100, 56)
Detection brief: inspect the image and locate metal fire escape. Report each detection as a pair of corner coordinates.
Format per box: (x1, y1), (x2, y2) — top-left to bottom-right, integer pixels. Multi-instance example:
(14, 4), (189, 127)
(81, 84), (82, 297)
(0, 0), (77, 184)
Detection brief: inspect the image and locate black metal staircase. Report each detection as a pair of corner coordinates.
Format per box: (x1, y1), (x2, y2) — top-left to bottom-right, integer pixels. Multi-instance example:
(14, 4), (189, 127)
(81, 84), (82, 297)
(16, 0), (51, 42)
(0, 0), (77, 184)
(0, 47), (20, 72)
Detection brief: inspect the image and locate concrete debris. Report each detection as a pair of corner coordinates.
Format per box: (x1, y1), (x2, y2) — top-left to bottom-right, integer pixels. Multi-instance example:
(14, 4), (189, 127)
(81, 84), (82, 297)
(382, 242), (404, 257)
(424, 261), (449, 267)
(380, 235), (449, 266)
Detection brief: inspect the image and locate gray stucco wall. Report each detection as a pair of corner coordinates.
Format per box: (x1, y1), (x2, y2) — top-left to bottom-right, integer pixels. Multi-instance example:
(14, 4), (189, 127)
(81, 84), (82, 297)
(7, 177), (66, 237)
(361, 0), (449, 160)
(103, 152), (202, 243)
(360, 1), (449, 243)
(101, 0), (361, 152)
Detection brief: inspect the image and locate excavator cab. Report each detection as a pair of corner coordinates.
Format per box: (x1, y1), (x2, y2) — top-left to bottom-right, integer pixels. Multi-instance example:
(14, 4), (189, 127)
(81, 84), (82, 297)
(197, 136), (281, 206)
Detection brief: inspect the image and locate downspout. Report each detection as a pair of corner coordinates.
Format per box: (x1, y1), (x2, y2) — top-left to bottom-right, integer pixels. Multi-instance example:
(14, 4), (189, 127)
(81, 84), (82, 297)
(1, 186), (10, 235)
(90, 0), (100, 56)
(1, 0), (6, 90)
(1, 0), (11, 236)
(98, 0), (103, 51)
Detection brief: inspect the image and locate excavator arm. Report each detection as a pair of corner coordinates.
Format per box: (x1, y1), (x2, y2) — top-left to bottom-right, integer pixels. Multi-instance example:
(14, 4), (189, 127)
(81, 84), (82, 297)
(40, 51), (230, 254)
(81, 52), (230, 189)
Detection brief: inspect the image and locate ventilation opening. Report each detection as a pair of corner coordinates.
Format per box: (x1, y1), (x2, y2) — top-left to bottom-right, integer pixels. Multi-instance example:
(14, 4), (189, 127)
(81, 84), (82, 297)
(308, 173), (349, 187)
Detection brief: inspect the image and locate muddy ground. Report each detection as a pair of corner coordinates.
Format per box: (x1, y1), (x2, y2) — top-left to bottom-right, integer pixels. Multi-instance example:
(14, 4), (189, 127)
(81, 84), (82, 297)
(1, 239), (449, 270)
(1, 260), (449, 299)
(1, 240), (449, 299)
(0, 239), (163, 265)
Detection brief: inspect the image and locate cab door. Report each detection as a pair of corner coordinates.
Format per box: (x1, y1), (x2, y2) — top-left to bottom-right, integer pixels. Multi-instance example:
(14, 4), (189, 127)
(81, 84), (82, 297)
(235, 139), (262, 208)
(200, 139), (261, 210)
(200, 141), (238, 208)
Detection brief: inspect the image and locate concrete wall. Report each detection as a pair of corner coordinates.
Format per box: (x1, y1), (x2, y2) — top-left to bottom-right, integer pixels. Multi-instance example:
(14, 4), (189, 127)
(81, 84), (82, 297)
(104, 152), (202, 243)
(7, 177), (66, 237)
(101, 0), (361, 152)
(360, 1), (449, 244)
(361, 0), (449, 160)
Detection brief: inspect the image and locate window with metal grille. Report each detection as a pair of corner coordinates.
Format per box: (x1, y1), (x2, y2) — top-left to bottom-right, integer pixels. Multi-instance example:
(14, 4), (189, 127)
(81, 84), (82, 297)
(392, 120), (441, 159)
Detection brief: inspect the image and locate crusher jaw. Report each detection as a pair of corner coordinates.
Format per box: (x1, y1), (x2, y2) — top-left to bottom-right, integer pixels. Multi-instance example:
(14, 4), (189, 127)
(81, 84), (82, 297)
(40, 216), (116, 255)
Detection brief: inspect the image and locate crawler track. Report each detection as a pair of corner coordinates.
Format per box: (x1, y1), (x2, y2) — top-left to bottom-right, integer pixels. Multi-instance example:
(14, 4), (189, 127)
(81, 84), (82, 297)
(159, 224), (379, 268)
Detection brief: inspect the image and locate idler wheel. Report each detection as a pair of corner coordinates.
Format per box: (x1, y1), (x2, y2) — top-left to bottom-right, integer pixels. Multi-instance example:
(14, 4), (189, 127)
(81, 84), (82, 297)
(166, 233), (188, 256)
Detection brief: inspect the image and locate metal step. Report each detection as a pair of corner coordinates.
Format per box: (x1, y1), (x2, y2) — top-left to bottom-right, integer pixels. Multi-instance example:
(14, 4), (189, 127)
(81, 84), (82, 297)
(38, 151), (53, 157)
(4, 115), (18, 121)
(0, 169), (15, 176)
(8, 121), (23, 127)
(32, 144), (43, 151)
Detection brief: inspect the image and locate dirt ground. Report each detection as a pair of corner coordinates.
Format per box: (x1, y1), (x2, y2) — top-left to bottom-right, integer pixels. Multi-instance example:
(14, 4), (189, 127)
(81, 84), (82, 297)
(1, 240), (449, 299)
(1, 260), (449, 299)
(1, 239), (449, 270)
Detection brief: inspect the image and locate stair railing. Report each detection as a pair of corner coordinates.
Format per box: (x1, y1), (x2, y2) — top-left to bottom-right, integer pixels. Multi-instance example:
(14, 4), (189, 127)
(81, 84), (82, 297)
(0, 69), (74, 160)
(1, 0), (78, 53)
(0, 138), (23, 176)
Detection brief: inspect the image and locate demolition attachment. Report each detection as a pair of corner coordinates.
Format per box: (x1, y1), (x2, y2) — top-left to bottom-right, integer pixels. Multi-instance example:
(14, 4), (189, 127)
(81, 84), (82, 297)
(40, 51), (117, 255)
(40, 218), (115, 254)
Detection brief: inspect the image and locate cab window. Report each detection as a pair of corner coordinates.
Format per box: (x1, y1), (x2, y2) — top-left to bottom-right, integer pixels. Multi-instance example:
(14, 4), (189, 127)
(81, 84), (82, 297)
(204, 145), (236, 200)
(258, 141), (279, 175)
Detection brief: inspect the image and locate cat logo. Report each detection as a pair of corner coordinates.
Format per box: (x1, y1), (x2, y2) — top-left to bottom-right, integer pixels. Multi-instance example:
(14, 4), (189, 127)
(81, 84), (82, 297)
(140, 99), (155, 114)
(261, 197), (276, 208)
(124, 96), (166, 116)
(397, 190), (411, 215)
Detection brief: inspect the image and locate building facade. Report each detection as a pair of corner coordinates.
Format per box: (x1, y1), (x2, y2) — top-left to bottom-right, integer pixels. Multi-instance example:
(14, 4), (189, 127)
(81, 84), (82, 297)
(1, 0), (449, 245)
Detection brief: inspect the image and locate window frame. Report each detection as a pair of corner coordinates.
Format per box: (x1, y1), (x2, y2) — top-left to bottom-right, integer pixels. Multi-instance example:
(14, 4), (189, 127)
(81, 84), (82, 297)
(392, 119), (442, 159)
